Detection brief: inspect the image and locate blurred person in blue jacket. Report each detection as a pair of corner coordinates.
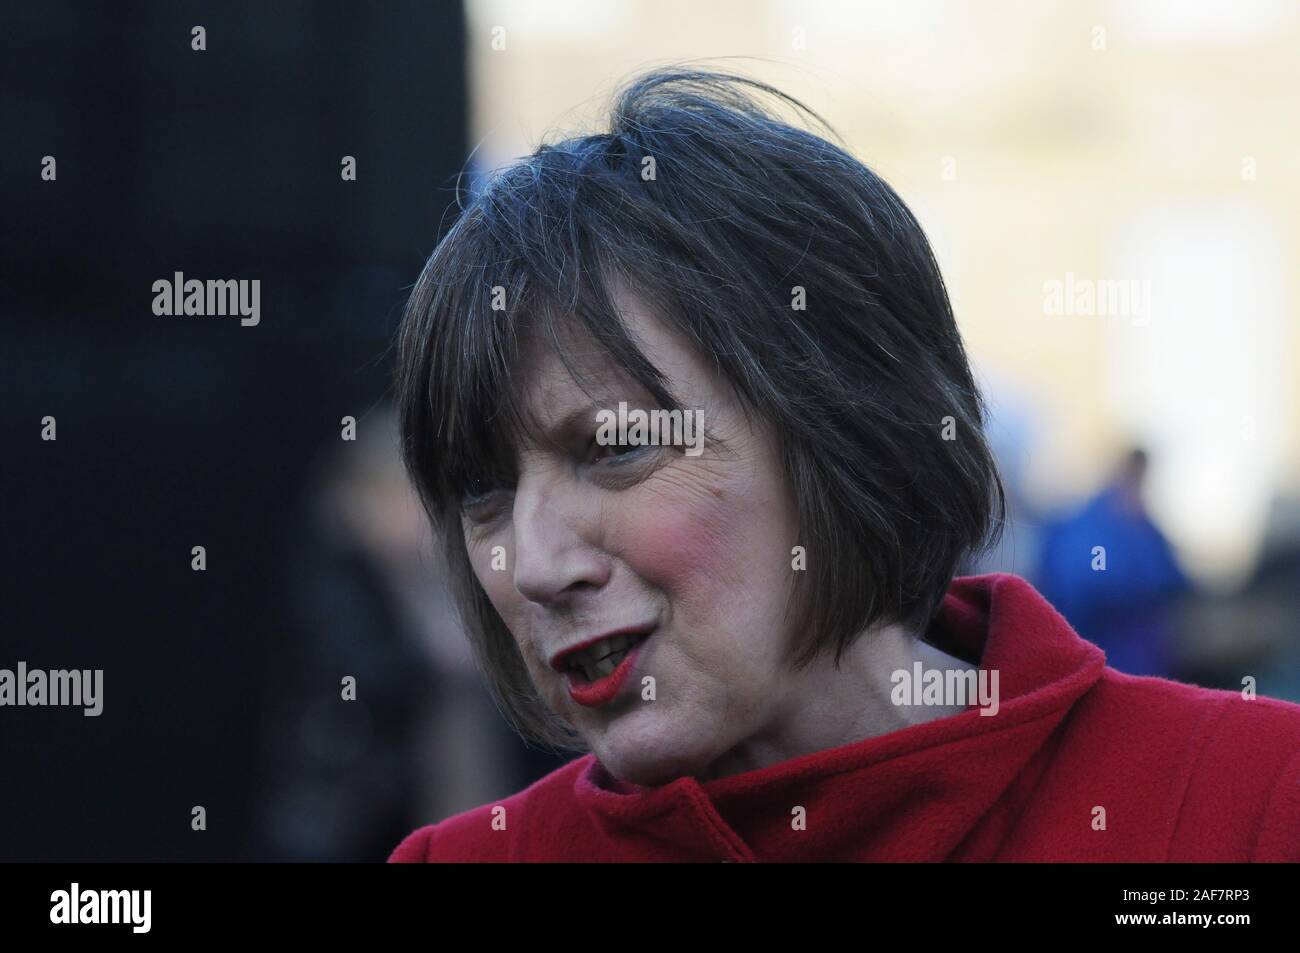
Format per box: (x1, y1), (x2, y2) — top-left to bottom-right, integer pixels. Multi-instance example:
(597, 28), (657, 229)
(1036, 448), (1192, 678)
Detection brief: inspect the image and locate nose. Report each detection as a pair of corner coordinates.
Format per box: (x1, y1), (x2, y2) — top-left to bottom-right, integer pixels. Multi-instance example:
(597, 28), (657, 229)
(510, 471), (610, 606)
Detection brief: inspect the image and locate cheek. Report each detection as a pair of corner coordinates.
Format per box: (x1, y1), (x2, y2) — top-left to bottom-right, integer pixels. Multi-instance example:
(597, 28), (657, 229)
(464, 535), (521, 622)
(464, 537), (551, 676)
(605, 454), (802, 710)
(615, 486), (743, 599)
(611, 471), (793, 635)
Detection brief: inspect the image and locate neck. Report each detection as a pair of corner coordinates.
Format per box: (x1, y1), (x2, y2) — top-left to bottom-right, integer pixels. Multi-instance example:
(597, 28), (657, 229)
(697, 623), (976, 782)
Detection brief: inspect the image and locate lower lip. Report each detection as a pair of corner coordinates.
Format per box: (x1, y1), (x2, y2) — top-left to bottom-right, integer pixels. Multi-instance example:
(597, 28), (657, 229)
(565, 635), (651, 708)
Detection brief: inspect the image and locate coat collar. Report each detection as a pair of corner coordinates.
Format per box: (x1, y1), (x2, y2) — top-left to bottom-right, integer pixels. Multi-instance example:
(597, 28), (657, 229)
(572, 573), (1106, 861)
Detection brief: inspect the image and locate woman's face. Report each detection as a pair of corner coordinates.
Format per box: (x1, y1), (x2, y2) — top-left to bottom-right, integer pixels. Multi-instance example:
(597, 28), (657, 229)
(460, 288), (804, 787)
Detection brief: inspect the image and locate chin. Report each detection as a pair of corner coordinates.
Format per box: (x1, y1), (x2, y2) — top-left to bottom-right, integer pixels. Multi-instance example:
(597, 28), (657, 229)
(592, 715), (716, 788)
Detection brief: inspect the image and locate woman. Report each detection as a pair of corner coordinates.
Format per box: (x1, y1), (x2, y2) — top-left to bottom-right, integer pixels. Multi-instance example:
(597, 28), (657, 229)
(389, 69), (1300, 862)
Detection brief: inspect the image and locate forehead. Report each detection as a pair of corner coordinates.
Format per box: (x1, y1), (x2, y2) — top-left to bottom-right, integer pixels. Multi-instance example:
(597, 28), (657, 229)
(514, 287), (709, 439)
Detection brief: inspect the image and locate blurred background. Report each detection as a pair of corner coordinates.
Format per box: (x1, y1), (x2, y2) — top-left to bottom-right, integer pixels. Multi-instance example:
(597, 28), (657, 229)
(2, 0), (1297, 861)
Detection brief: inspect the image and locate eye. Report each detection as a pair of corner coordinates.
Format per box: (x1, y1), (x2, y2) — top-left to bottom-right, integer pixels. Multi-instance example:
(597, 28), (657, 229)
(459, 478), (513, 522)
(461, 491), (510, 524)
(588, 436), (650, 466)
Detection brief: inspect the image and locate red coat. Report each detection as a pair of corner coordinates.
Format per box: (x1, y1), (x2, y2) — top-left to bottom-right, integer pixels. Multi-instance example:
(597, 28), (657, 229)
(389, 573), (1300, 862)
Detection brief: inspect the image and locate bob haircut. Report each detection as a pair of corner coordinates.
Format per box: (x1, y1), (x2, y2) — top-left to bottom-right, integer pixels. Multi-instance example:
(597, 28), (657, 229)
(396, 68), (1005, 751)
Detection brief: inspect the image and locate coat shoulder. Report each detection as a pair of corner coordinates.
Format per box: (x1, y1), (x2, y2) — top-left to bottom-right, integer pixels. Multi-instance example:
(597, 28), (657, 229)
(1081, 668), (1300, 763)
(1085, 666), (1300, 721)
(1066, 669), (1300, 860)
(387, 755), (593, 862)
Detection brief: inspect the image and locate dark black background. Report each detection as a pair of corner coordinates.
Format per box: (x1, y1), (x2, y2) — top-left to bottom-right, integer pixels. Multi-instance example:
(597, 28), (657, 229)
(0, 1), (468, 861)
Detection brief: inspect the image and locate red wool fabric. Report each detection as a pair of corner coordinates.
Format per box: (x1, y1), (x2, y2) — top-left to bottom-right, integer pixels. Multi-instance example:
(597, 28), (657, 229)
(389, 573), (1300, 862)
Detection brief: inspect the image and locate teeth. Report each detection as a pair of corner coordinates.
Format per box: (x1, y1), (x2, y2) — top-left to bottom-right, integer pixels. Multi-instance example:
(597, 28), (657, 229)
(575, 635), (627, 665)
(566, 632), (649, 681)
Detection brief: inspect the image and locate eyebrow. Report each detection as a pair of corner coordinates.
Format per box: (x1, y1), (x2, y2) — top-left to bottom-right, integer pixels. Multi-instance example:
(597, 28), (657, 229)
(526, 395), (662, 452)
(529, 401), (615, 451)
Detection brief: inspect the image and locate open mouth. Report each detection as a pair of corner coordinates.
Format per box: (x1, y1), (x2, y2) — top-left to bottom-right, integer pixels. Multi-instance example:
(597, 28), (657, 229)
(563, 630), (652, 684)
